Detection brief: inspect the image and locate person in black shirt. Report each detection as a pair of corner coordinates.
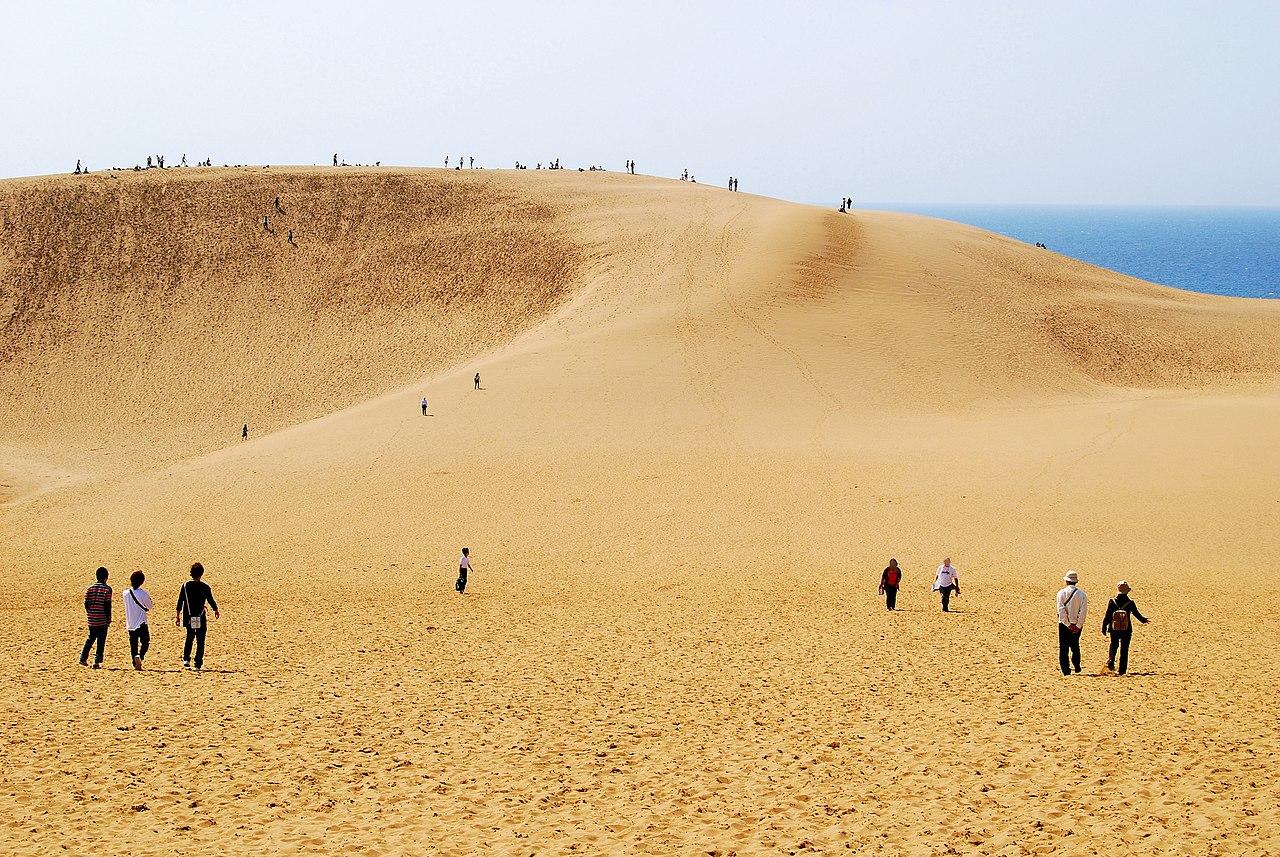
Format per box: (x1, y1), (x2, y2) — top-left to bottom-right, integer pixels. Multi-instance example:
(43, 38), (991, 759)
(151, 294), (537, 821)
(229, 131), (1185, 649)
(1102, 580), (1150, 675)
(176, 562), (220, 671)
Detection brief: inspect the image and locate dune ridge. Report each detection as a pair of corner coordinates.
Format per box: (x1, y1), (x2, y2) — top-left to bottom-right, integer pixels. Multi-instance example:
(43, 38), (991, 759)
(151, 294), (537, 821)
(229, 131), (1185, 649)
(2, 167), (1279, 855)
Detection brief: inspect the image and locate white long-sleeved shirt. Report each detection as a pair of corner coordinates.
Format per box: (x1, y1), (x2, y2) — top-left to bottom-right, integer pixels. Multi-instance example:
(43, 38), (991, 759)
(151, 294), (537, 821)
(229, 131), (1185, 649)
(934, 565), (959, 589)
(123, 586), (152, 631)
(1056, 585), (1087, 627)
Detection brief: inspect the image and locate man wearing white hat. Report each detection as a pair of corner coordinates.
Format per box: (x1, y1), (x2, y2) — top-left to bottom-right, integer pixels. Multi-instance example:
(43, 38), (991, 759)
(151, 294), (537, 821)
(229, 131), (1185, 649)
(1056, 571), (1088, 675)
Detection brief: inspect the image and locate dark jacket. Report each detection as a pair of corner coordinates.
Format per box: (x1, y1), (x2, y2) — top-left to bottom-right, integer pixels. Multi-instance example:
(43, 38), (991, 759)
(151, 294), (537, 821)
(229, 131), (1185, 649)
(177, 580), (218, 621)
(880, 566), (902, 589)
(1102, 593), (1148, 634)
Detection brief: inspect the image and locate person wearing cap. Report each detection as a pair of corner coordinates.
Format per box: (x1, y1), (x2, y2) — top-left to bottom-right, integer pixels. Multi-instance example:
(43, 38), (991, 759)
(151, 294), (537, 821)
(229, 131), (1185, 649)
(1056, 571), (1088, 675)
(1102, 581), (1150, 675)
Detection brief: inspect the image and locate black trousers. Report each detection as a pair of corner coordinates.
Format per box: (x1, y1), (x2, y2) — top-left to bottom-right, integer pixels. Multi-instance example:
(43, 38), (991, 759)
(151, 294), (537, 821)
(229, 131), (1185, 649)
(1108, 631), (1132, 674)
(1058, 623), (1082, 675)
(129, 625), (150, 662)
(184, 624), (208, 668)
(456, 567), (468, 593)
(884, 585), (898, 610)
(80, 625), (108, 665)
(939, 585), (955, 611)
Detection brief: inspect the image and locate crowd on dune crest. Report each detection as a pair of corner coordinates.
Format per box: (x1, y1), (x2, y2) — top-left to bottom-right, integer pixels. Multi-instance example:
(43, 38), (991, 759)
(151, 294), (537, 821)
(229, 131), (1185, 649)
(68, 151), (867, 214)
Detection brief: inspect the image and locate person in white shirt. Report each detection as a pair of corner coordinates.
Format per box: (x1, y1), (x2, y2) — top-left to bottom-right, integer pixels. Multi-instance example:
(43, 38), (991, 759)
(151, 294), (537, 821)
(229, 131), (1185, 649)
(933, 558), (961, 612)
(455, 548), (472, 594)
(1056, 570), (1088, 675)
(421, 396), (428, 416)
(124, 570), (153, 671)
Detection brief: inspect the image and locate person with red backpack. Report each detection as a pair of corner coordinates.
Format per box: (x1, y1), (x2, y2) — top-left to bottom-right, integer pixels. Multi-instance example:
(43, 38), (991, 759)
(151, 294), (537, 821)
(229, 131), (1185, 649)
(1102, 580), (1150, 675)
(879, 559), (903, 610)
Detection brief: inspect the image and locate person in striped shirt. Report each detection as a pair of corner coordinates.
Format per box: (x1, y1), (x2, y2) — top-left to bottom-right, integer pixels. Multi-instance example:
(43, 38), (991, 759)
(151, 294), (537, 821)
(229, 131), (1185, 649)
(79, 567), (112, 668)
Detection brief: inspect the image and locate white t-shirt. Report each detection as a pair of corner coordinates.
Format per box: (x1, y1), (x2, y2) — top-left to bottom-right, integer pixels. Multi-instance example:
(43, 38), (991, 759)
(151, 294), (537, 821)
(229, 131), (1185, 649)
(935, 565), (959, 588)
(123, 586), (152, 631)
(459, 555), (471, 570)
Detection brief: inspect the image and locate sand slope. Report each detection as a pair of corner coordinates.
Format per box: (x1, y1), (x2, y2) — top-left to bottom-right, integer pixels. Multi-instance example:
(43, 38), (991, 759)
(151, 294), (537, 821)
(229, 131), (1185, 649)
(2, 168), (1279, 855)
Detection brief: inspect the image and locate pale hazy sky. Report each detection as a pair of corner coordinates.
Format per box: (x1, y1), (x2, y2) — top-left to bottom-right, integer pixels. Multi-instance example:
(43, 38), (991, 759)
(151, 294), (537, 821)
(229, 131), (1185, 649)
(2, 1), (1278, 204)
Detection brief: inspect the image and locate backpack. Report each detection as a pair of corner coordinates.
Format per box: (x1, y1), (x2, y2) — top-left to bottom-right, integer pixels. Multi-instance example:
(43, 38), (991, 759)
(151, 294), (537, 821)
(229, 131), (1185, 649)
(1110, 607), (1130, 633)
(885, 568), (901, 587)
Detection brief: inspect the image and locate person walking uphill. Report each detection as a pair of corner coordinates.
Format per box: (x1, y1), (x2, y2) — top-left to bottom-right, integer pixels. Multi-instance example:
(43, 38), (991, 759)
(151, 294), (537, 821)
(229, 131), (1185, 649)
(879, 559), (902, 610)
(124, 570), (153, 670)
(176, 563), (220, 671)
(455, 548), (472, 594)
(1057, 571), (1088, 675)
(933, 558), (960, 611)
(1103, 580), (1150, 675)
(80, 567), (112, 668)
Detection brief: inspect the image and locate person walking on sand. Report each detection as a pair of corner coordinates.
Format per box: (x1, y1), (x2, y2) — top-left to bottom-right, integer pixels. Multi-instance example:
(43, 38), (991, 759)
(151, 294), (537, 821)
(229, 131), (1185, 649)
(1102, 580), (1150, 675)
(421, 396), (428, 416)
(177, 562), (219, 671)
(124, 570), (153, 670)
(474, 372), (480, 390)
(879, 559), (903, 610)
(933, 558), (960, 612)
(79, 567), (113, 668)
(1056, 570), (1088, 676)
(242, 423), (248, 440)
(455, 548), (472, 594)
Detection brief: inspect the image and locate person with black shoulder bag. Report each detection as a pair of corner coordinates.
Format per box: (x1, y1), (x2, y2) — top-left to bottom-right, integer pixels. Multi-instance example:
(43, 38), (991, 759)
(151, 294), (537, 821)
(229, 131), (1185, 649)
(176, 562), (220, 672)
(124, 570), (153, 670)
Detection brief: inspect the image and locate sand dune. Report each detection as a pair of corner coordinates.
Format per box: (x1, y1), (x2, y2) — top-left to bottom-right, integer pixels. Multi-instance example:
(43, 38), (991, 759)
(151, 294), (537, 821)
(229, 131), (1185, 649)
(2, 167), (1279, 855)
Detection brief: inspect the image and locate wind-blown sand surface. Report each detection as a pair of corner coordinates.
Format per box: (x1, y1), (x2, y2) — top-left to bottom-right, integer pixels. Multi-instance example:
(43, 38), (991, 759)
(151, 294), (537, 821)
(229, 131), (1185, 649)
(2, 167), (1279, 855)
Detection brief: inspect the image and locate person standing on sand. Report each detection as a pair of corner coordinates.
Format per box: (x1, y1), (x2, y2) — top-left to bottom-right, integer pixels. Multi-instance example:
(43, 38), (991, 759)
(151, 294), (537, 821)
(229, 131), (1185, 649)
(1102, 580), (1150, 675)
(1056, 571), (1088, 676)
(177, 563), (219, 671)
(242, 423), (248, 440)
(421, 396), (428, 416)
(124, 570), (152, 670)
(474, 372), (480, 390)
(455, 548), (472, 594)
(933, 558), (960, 611)
(79, 567), (112, 668)
(879, 559), (902, 610)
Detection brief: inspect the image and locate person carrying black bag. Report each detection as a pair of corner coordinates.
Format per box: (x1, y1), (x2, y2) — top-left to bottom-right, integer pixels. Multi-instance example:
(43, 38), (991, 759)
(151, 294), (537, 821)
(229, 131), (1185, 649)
(176, 562), (220, 671)
(1102, 580), (1151, 675)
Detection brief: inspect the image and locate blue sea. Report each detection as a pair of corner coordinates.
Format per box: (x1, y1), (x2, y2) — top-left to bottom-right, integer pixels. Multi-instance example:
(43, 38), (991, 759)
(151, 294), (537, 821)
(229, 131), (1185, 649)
(867, 205), (1280, 299)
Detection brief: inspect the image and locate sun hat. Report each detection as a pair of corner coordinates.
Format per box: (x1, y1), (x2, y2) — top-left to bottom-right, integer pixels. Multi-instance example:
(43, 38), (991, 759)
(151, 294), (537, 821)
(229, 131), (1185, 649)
(1064, 571), (1079, 584)
(1117, 580), (1130, 592)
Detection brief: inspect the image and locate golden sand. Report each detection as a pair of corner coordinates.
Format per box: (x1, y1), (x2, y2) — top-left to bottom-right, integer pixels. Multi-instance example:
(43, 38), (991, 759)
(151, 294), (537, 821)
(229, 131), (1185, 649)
(1, 167), (1278, 854)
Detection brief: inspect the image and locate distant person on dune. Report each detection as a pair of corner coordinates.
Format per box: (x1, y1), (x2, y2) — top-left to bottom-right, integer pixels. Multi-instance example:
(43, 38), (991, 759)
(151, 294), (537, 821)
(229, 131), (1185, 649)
(333, 154), (338, 166)
(1056, 571), (1087, 676)
(177, 562), (219, 671)
(124, 570), (152, 671)
(933, 558), (960, 612)
(79, 566), (112, 668)
(263, 216), (270, 232)
(1102, 580), (1149, 675)
(242, 424), (248, 441)
(455, 548), (472, 594)
(474, 372), (480, 390)
(879, 559), (902, 610)
(421, 396), (428, 416)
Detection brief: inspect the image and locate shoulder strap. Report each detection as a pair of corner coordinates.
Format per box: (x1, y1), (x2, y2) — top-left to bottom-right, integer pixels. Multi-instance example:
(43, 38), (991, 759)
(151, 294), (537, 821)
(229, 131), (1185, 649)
(128, 588), (147, 611)
(1062, 587), (1078, 607)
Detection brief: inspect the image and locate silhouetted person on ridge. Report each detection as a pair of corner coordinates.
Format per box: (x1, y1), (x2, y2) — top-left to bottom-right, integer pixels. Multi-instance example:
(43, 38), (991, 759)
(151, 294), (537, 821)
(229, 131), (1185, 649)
(146, 156), (153, 169)
(334, 153), (339, 166)
(74, 159), (82, 174)
(470, 156), (474, 168)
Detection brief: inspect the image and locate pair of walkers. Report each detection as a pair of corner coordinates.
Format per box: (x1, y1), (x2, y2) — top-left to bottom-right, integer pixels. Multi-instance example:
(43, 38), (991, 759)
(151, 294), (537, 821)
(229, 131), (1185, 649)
(79, 563), (220, 671)
(1056, 571), (1151, 676)
(877, 557), (961, 612)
